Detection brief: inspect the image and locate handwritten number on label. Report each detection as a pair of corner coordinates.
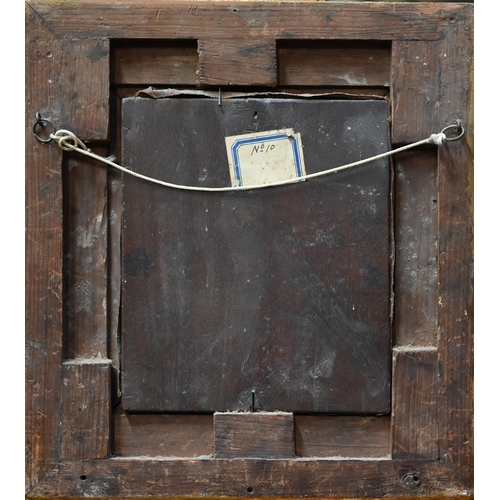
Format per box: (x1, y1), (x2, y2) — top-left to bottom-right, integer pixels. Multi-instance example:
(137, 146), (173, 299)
(251, 143), (276, 156)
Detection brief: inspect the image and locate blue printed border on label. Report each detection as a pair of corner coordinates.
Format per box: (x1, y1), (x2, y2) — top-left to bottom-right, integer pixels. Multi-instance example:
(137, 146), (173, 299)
(230, 133), (304, 186)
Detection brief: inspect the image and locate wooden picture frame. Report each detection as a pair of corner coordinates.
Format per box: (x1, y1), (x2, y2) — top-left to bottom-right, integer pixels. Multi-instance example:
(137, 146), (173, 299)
(26, 1), (473, 498)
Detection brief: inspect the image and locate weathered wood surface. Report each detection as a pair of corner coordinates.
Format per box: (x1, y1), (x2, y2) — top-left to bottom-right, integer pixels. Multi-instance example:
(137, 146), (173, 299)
(391, 349), (438, 460)
(436, 21), (474, 488)
(278, 41), (390, 87)
(25, 1), (474, 497)
(198, 38), (277, 86)
(61, 361), (111, 459)
(214, 413), (294, 459)
(25, 4), (64, 490)
(64, 147), (108, 359)
(391, 5), (473, 143)
(295, 415), (390, 458)
(60, 38), (109, 141)
(112, 40), (198, 86)
(29, 458), (467, 499)
(107, 91), (124, 402)
(394, 149), (438, 347)
(114, 412), (213, 457)
(29, 1), (467, 41)
(121, 97), (391, 413)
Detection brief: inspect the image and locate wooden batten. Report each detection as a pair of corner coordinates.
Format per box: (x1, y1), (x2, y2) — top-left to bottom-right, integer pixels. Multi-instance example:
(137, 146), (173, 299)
(64, 146), (108, 360)
(60, 38), (110, 141)
(394, 149), (438, 347)
(295, 416), (390, 458)
(61, 361), (112, 460)
(114, 412), (213, 458)
(26, 4), (64, 489)
(278, 41), (391, 88)
(198, 38), (277, 86)
(391, 349), (438, 460)
(391, 41), (439, 144)
(214, 413), (294, 459)
(112, 40), (198, 86)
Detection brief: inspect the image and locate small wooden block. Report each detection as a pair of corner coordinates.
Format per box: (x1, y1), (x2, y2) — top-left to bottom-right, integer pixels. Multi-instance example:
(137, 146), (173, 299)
(391, 349), (438, 459)
(61, 361), (111, 459)
(198, 38), (276, 86)
(214, 413), (294, 459)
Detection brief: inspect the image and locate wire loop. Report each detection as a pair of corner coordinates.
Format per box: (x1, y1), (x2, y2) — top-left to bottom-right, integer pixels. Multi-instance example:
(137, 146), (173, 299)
(440, 121), (465, 142)
(32, 113), (56, 143)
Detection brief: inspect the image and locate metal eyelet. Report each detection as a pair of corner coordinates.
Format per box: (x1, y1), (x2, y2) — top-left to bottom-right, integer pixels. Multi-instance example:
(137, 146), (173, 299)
(33, 112), (56, 143)
(440, 120), (465, 141)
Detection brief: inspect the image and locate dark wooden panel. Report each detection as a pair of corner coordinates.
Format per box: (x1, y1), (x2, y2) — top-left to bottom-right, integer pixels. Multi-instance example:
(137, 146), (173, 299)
(31, 458), (465, 499)
(60, 38), (109, 141)
(114, 412), (213, 457)
(295, 415), (390, 458)
(31, 1), (461, 41)
(391, 349), (438, 460)
(25, 4), (64, 490)
(64, 147), (108, 359)
(198, 38), (276, 86)
(214, 413), (294, 459)
(112, 40), (198, 85)
(436, 21), (474, 489)
(278, 41), (390, 87)
(121, 97), (391, 413)
(394, 149), (438, 347)
(61, 361), (111, 459)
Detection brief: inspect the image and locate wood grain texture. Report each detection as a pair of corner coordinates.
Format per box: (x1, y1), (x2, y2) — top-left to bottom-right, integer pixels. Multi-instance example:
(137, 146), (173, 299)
(391, 40), (439, 144)
(121, 98), (392, 413)
(295, 416), (390, 458)
(391, 349), (438, 460)
(25, 4), (64, 491)
(391, 4), (473, 143)
(114, 412), (213, 457)
(438, 19), (474, 487)
(214, 413), (294, 459)
(107, 91), (123, 402)
(394, 149), (438, 347)
(278, 41), (390, 87)
(29, 458), (467, 499)
(112, 40), (198, 85)
(28, 1), (464, 41)
(61, 361), (111, 459)
(64, 147), (108, 359)
(60, 38), (109, 141)
(436, 20), (474, 490)
(198, 38), (277, 86)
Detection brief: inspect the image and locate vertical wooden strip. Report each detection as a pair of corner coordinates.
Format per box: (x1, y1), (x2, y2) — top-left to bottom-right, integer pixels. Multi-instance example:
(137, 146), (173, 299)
(392, 349), (438, 459)
(214, 413), (294, 459)
(25, 5), (63, 491)
(391, 40), (438, 144)
(394, 149), (438, 347)
(64, 147), (108, 359)
(198, 38), (277, 86)
(61, 361), (111, 459)
(107, 90), (123, 402)
(436, 15), (473, 489)
(60, 38), (109, 141)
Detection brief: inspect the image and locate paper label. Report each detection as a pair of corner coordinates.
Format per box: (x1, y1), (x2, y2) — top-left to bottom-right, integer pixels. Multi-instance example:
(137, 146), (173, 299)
(225, 129), (306, 187)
